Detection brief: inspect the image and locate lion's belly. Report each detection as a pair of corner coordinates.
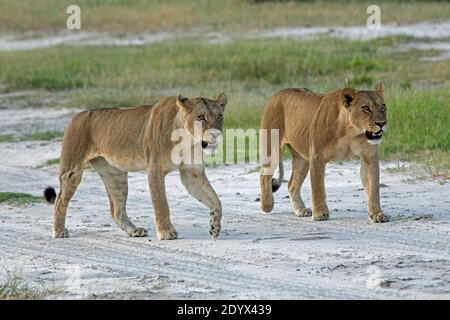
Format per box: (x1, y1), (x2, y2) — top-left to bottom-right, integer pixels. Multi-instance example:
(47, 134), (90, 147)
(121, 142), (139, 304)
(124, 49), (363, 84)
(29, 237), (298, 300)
(109, 156), (146, 172)
(93, 153), (147, 172)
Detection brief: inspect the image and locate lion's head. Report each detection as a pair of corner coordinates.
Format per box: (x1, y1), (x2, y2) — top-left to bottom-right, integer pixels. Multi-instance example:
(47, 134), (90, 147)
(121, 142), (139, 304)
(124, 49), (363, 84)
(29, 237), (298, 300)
(176, 93), (228, 152)
(341, 83), (387, 145)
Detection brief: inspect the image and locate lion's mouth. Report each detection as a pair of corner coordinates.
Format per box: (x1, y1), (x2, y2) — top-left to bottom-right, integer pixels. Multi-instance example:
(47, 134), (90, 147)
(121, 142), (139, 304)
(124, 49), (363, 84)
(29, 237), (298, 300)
(365, 130), (383, 144)
(202, 140), (219, 156)
(202, 140), (219, 150)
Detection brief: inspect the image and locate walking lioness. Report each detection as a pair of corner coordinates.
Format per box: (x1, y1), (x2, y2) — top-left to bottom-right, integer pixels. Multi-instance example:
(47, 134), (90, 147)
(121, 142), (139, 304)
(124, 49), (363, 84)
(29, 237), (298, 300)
(260, 84), (389, 223)
(44, 94), (227, 240)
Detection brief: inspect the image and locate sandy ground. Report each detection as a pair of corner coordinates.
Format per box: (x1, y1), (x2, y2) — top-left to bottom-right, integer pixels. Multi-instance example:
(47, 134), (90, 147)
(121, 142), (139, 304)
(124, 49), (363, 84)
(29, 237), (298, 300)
(0, 107), (449, 299)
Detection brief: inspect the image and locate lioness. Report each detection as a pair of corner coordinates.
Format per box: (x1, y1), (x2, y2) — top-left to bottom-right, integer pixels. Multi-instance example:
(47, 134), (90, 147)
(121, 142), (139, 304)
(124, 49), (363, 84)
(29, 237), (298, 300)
(44, 94), (227, 240)
(260, 84), (389, 223)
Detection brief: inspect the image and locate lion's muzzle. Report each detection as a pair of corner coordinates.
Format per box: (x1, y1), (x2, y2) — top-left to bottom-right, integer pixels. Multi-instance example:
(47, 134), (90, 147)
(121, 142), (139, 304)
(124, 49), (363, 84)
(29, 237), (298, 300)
(365, 128), (384, 145)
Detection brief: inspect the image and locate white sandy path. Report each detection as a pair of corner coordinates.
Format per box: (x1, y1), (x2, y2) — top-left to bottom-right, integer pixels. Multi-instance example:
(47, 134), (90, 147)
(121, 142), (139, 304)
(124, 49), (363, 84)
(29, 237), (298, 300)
(0, 137), (449, 299)
(1, 21), (449, 51)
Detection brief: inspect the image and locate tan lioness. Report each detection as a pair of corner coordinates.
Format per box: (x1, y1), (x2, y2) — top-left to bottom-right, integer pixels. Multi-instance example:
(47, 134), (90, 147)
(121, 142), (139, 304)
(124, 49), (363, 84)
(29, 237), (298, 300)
(44, 94), (227, 240)
(260, 84), (389, 223)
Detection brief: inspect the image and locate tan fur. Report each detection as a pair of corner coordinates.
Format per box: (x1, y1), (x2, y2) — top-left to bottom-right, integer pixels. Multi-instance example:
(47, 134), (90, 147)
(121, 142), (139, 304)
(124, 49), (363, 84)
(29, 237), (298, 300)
(260, 84), (389, 223)
(51, 94), (227, 240)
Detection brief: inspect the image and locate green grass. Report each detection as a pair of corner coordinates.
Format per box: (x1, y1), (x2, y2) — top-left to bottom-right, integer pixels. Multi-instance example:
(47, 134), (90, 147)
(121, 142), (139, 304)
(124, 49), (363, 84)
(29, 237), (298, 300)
(0, 134), (14, 142)
(0, 131), (63, 143)
(0, 192), (43, 205)
(34, 158), (61, 169)
(0, 274), (59, 300)
(0, 38), (403, 135)
(2, 36), (448, 93)
(21, 131), (63, 141)
(0, 37), (429, 92)
(0, 35), (448, 169)
(0, 0), (449, 33)
(43, 158), (60, 166)
(381, 89), (450, 156)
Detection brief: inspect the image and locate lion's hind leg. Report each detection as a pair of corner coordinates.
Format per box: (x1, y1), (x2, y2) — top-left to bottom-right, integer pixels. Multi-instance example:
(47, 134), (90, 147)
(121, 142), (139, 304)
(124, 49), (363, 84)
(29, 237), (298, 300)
(53, 111), (90, 238)
(288, 148), (312, 217)
(53, 167), (83, 238)
(90, 157), (148, 237)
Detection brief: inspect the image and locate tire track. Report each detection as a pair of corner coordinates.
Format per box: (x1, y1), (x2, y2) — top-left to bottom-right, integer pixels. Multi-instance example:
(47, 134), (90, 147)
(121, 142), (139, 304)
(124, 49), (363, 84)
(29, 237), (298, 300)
(0, 157), (448, 299)
(0, 228), (431, 299)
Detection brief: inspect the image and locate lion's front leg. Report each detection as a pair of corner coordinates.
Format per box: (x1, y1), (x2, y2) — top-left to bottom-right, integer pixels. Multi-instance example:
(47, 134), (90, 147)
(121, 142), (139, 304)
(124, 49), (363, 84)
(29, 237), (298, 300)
(147, 170), (178, 240)
(310, 155), (329, 221)
(360, 154), (389, 223)
(180, 165), (222, 239)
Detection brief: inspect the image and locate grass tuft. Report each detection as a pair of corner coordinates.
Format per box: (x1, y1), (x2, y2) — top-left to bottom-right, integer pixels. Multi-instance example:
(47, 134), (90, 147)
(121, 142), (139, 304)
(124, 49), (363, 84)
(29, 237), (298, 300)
(0, 131), (63, 143)
(0, 192), (43, 205)
(0, 274), (57, 300)
(20, 131), (63, 141)
(43, 158), (60, 166)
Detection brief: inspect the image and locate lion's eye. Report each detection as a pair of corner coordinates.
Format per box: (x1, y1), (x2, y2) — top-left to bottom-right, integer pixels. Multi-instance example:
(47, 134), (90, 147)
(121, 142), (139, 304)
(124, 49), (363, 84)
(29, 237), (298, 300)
(362, 106), (371, 113)
(197, 115), (206, 121)
(380, 104), (386, 113)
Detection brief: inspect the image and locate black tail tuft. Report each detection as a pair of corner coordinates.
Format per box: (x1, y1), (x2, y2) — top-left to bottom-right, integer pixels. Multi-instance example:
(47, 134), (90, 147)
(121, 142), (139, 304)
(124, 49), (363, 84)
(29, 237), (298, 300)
(44, 187), (56, 204)
(271, 178), (281, 193)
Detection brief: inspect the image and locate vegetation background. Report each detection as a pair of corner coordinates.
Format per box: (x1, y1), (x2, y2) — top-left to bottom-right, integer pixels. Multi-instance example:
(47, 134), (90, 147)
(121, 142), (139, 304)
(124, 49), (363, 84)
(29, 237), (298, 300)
(0, 0), (448, 175)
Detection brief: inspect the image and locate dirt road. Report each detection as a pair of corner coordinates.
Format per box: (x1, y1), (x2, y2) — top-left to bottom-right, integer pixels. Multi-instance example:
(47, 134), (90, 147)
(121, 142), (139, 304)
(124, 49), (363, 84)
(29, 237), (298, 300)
(0, 107), (448, 298)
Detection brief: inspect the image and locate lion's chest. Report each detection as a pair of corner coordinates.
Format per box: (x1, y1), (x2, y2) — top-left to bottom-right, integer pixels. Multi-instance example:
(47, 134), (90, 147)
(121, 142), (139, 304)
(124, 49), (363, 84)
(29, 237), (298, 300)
(323, 135), (359, 161)
(328, 146), (354, 161)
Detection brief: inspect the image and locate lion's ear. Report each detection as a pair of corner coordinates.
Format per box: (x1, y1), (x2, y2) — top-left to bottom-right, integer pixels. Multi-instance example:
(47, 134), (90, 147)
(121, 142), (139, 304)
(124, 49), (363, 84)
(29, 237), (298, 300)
(176, 94), (192, 112)
(341, 88), (357, 108)
(216, 93), (228, 109)
(375, 82), (384, 97)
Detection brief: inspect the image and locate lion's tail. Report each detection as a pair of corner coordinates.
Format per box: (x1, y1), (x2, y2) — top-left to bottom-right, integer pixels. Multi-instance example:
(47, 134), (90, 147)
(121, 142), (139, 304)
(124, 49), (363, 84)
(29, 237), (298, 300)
(44, 187), (57, 204)
(271, 158), (284, 193)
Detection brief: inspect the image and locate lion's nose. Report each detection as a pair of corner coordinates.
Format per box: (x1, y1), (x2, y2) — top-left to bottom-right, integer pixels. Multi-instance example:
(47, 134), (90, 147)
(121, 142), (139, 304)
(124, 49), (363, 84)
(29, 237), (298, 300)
(209, 131), (221, 139)
(375, 121), (386, 129)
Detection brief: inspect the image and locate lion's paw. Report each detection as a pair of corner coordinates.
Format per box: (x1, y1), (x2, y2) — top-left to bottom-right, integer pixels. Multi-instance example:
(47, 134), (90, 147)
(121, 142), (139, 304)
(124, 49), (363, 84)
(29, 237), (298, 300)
(260, 195), (274, 214)
(369, 212), (390, 223)
(295, 207), (312, 217)
(312, 210), (330, 221)
(53, 228), (69, 238)
(157, 226), (178, 240)
(260, 204), (274, 214)
(128, 227), (148, 237)
(209, 223), (221, 240)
